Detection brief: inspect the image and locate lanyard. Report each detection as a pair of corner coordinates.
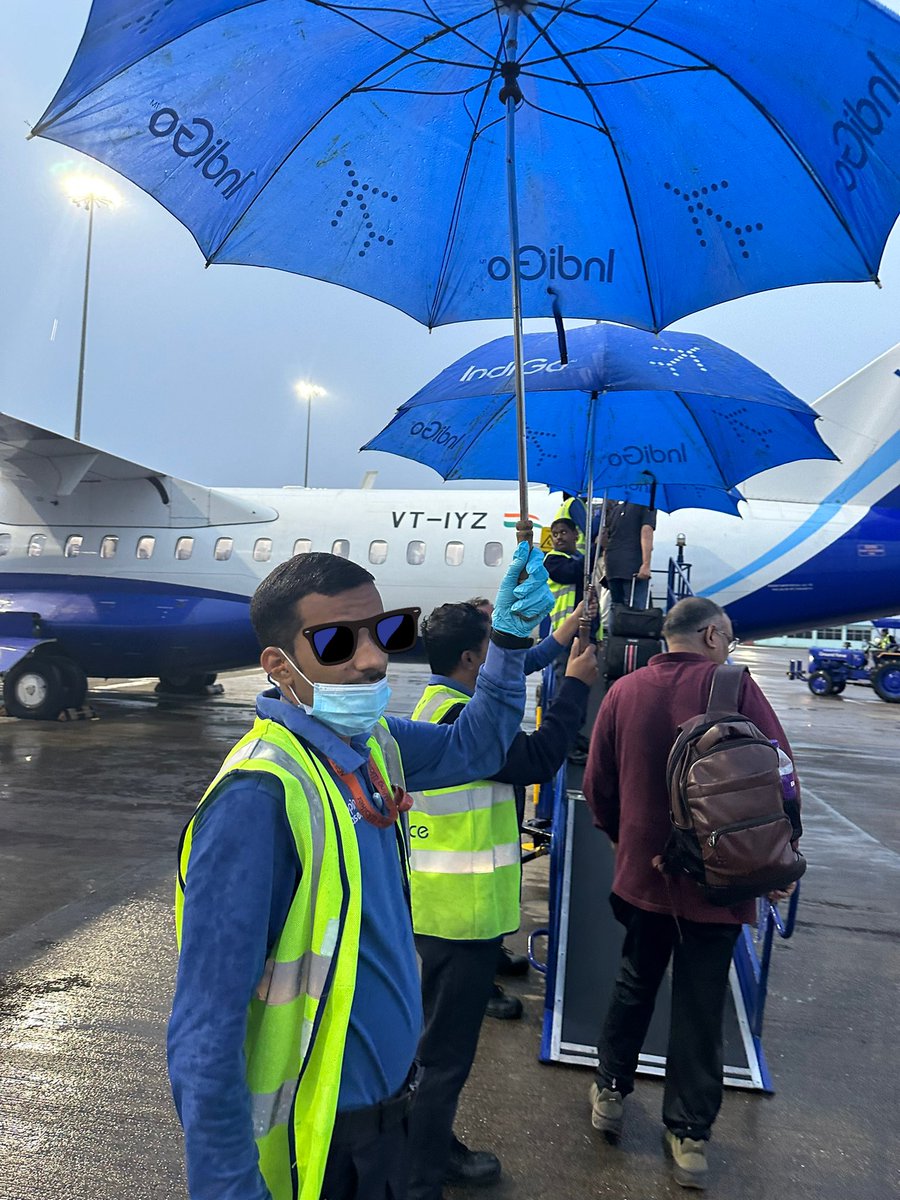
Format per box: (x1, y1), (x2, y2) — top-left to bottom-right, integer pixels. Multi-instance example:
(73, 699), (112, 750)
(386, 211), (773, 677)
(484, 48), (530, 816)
(327, 754), (413, 829)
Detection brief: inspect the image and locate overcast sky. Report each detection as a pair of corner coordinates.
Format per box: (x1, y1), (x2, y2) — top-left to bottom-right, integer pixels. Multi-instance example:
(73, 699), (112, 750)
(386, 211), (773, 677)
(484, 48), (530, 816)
(3, 1), (900, 491)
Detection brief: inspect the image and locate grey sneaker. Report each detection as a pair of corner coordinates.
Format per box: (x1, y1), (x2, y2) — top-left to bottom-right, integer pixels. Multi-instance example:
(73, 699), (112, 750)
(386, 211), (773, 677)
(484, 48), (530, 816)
(589, 1082), (624, 1143)
(663, 1129), (708, 1190)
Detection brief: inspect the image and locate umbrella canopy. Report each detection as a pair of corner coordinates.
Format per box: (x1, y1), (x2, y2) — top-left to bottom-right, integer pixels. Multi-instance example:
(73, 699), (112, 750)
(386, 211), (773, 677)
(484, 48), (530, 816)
(361, 323), (837, 508)
(32, 0), (900, 333)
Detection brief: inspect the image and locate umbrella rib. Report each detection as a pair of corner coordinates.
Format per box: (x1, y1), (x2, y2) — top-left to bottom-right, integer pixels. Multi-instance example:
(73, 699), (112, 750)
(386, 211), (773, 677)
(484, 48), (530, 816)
(207, 4), (500, 262)
(528, 5), (876, 275)
(523, 12), (661, 330)
(447, 394), (517, 482)
(673, 391), (731, 486)
(33, 0), (272, 131)
(426, 59), (506, 329)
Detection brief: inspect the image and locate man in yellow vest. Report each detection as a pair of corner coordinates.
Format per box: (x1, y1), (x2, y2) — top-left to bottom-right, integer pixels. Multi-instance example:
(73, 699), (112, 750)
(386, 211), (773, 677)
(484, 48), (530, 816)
(168, 545), (553, 1200)
(407, 602), (598, 1199)
(544, 517), (584, 638)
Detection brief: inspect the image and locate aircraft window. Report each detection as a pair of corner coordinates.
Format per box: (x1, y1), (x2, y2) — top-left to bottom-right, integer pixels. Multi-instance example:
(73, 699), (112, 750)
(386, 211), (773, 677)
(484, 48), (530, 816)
(64, 535), (83, 558)
(253, 538), (273, 563)
(445, 541), (465, 566)
(100, 535), (118, 560)
(332, 539), (350, 558)
(407, 540), (426, 565)
(369, 540), (388, 565)
(293, 538), (312, 556)
(27, 534), (47, 558)
(214, 537), (233, 561)
(483, 541), (503, 567)
(175, 536), (194, 561)
(136, 536), (156, 560)
(0, 533), (10, 557)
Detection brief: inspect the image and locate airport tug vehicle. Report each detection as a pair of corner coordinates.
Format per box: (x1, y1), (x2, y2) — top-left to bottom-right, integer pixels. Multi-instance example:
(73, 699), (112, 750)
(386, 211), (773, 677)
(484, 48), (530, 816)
(788, 645), (900, 703)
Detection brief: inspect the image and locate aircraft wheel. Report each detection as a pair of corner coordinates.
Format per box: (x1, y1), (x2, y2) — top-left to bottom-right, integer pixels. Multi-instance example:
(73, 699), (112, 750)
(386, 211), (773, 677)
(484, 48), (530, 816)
(872, 663), (900, 703)
(807, 670), (835, 697)
(45, 657), (88, 710)
(157, 673), (219, 695)
(2, 657), (66, 720)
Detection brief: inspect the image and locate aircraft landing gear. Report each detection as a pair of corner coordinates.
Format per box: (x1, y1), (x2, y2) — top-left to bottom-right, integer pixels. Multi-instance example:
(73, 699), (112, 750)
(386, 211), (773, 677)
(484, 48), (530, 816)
(156, 673), (224, 697)
(2, 654), (88, 720)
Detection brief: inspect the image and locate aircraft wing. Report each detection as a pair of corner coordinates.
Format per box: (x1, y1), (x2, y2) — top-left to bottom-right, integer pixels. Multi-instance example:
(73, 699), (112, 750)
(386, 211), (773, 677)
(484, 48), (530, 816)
(0, 411), (177, 495)
(0, 411), (277, 524)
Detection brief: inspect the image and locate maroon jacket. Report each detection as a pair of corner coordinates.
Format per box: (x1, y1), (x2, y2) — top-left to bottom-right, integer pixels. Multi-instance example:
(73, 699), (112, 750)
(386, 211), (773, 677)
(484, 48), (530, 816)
(583, 653), (797, 925)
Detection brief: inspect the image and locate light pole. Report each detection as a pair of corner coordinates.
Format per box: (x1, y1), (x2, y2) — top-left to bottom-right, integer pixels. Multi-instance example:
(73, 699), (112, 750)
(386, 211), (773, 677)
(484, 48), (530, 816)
(63, 174), (120, 441)
(293, 380), (328, 487)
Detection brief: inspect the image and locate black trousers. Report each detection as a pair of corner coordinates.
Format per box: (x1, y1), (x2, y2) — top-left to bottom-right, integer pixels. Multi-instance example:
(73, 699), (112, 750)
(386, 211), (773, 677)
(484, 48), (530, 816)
(320, 1112), (409, 1200)
(595, 896), (740, 1141)
(407, 933), (501, 1200)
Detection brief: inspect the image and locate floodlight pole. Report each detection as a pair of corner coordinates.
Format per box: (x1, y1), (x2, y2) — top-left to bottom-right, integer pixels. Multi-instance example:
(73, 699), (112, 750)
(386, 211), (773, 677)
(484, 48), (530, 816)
(304, 394), (312, 488)
(74, 195), (95, 443)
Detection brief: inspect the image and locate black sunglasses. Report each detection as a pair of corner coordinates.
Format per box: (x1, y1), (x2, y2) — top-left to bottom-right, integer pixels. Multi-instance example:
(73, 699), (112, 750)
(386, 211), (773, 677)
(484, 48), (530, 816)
(301, 607), (421, 666)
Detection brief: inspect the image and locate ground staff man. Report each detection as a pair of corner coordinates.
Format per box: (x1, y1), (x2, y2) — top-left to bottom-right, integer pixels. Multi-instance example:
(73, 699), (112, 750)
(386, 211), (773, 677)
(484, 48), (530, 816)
(601, 500), (656, 608)
(168, 545), (553, 1200)
(407, 602), (598, 1198)
(544, 517), (584, 637)
(582, 597), (799, 1190)
(469, 595), (596, 1014)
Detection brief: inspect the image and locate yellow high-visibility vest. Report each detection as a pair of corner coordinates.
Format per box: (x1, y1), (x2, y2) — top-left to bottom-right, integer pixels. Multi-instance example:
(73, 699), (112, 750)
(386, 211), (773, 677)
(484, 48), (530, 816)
(175, 716), (405, 1200)
(545, 549), (578, 635)
(409, 684), (520, 941)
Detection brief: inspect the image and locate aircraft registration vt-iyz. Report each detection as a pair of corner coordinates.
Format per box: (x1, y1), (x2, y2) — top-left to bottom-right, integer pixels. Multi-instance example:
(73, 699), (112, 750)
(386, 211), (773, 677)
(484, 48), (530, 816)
(1, 343), (899, 720)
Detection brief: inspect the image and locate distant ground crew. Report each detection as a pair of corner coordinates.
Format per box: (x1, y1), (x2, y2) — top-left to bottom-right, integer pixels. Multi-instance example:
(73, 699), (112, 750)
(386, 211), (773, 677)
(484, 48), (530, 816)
(544, 517), (585, 638)
(168, 545), (553, 1200)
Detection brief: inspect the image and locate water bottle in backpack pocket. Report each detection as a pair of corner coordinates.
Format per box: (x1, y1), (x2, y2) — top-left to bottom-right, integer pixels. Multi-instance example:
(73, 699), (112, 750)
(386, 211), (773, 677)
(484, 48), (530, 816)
(661, 664), (806, 906)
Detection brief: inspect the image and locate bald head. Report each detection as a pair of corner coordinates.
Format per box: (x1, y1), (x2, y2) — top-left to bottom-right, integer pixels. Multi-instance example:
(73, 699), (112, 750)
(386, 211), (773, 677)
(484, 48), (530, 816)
(663, 597), (734, 664)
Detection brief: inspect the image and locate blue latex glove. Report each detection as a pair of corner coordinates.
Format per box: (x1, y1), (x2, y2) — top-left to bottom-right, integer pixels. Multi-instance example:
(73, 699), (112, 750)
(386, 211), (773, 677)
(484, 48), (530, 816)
(492, 542), (554, 638)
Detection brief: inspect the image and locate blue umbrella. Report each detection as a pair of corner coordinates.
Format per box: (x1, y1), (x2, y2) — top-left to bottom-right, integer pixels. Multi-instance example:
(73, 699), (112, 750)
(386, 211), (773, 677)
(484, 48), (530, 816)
(31, 1), (900, 533)
(361, 323), (837, 507)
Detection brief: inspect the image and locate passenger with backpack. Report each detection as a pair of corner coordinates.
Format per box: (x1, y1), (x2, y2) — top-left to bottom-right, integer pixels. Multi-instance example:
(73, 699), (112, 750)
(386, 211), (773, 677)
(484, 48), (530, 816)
(581, 596), (802, 1190)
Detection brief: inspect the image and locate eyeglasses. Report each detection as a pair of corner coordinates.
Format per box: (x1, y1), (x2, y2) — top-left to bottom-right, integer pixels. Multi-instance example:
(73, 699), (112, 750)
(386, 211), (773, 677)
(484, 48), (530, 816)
(697, 625), (740, 654)
(302, 607), (421, 666)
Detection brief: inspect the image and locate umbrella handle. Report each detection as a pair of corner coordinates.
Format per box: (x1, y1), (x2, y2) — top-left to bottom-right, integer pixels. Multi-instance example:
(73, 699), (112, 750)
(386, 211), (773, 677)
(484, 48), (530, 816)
(515, 518), (533, 582)
(580, 583), (597, 647)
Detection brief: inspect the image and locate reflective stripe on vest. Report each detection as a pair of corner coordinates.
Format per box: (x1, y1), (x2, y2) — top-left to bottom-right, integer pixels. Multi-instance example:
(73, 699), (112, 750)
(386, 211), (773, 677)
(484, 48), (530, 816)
(175, 716), (404, 1200)
(546, 550), (577, 634)
(410, 841), (521, 874)
(408, 684), (520, 941)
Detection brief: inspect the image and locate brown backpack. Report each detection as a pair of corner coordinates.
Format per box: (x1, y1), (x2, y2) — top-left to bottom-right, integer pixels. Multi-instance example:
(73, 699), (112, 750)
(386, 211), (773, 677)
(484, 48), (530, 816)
(661, 664), (806, 906)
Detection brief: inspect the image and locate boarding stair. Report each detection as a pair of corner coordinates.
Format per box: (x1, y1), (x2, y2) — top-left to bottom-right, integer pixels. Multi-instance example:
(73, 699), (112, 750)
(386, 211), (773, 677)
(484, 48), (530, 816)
(525, 551), (799, 1093)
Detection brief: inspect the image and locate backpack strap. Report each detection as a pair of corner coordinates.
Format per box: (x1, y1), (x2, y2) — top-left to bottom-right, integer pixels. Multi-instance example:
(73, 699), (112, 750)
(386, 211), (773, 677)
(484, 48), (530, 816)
(706, 663), (747, 715)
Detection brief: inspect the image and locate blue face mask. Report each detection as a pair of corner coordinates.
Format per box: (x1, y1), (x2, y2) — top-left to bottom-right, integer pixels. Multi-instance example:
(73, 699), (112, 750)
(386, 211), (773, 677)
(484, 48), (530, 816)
(278, 648), (392, 738)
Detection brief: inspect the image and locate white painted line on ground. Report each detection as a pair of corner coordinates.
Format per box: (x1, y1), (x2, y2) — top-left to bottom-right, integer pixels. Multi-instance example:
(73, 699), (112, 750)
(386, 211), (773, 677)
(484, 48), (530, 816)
(800, 785), (900, 871)
(92, 678), (156, 690)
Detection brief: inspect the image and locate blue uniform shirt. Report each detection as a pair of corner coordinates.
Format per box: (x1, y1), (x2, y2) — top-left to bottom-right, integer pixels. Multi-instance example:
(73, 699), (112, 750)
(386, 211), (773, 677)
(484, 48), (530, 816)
(168, 640), (528, 1200)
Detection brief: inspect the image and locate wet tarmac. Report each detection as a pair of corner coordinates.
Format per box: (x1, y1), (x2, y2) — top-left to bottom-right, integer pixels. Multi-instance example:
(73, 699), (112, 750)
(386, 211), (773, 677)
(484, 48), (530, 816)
(0, 647), (897, 1198)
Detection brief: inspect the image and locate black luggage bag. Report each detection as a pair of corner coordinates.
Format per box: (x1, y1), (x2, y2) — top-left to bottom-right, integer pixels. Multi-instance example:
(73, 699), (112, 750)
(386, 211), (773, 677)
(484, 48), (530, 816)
(605, 634), (661, 680)
(605, 580), (663, 680)
(608, 578), (664, 639)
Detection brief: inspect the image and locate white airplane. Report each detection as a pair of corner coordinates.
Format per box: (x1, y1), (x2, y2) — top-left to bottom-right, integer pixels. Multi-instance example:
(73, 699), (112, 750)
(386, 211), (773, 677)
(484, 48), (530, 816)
(1, 343), (899, 720)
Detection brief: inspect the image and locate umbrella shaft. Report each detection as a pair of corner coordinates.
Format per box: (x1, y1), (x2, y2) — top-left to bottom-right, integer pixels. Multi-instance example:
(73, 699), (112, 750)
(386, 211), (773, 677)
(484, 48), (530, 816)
(503, 10), (530, 540)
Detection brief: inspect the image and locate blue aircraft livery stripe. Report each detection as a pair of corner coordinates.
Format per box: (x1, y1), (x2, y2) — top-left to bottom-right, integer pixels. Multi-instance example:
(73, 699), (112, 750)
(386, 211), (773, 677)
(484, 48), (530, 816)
(700, 428), (900, 596)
